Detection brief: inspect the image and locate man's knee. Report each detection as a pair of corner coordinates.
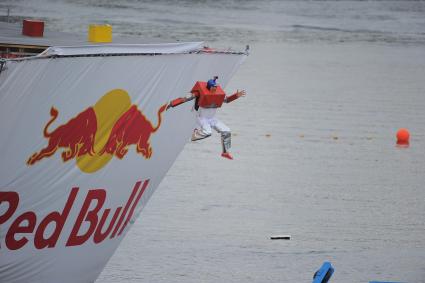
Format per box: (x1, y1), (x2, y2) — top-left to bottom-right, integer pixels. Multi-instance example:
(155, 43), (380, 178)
(221, 131), (231, 139)
(213, 124), (230, 134)
(200, 126), (212, 136)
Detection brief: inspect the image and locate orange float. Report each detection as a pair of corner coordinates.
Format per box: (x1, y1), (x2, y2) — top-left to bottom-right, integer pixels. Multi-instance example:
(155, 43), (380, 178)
(396, 128), (410, 146)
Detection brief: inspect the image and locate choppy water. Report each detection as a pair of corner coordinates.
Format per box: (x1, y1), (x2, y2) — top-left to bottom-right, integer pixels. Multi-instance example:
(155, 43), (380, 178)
(1, 1), (425, 282)
(2, 0), (425, 46)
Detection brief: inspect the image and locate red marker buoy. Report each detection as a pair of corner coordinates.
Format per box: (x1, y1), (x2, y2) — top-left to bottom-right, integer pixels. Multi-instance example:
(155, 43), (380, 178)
(396, 128), (410, 147)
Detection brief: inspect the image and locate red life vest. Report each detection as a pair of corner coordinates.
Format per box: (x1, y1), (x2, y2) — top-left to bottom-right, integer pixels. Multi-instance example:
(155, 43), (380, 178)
(191, 81), (226, 108)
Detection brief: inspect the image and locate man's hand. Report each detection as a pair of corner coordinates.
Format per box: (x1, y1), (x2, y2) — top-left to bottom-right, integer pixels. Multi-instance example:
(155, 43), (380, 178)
(236, 90), (246, 97)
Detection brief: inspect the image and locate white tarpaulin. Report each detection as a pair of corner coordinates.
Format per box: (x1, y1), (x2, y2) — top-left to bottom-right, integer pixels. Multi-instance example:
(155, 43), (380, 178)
(0, 44), (246, 283)
(41, 42), (204, 56)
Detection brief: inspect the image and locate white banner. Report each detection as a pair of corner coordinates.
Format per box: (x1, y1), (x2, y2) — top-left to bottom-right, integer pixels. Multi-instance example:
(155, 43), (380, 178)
(0, 47), (246, 283)
(40, 42), (204, 56)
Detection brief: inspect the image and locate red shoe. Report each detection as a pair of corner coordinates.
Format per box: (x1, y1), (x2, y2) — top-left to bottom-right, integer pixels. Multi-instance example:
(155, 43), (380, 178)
(221, 152), (233, 160)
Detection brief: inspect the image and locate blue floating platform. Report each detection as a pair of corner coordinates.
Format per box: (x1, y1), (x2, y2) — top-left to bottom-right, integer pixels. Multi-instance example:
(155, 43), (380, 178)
(313, 262), (334, 283)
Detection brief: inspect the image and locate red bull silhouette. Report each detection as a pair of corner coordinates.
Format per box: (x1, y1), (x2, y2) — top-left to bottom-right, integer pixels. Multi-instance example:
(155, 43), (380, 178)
(27, 107), (97, 165)
(100, 104), (168, 159)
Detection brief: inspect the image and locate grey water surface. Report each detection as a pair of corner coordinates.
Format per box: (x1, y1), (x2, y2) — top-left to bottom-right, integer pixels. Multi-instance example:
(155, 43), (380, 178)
(1, 1), (424, 282)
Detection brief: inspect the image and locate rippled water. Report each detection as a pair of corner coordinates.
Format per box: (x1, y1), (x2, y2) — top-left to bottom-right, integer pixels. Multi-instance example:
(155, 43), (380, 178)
(2, 0), (425, 45)
(1, 1), (425, 282)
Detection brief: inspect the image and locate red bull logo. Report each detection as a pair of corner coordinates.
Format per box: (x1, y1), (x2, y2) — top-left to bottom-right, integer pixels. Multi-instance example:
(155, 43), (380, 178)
(27, 89), (167, 173)
(27, 107), (97, 165)
(100, 104), (167, 159)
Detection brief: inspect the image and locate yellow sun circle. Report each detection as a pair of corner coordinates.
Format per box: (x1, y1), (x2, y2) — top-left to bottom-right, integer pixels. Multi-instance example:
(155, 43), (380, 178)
(76, 89), (131, 173)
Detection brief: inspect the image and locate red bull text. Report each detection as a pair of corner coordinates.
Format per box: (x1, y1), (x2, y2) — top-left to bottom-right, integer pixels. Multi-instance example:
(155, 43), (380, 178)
(0, 180), (149, 250)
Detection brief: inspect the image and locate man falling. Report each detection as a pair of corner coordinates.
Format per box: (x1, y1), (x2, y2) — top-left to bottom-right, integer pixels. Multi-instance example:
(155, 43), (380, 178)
(168, 76), (246, 160)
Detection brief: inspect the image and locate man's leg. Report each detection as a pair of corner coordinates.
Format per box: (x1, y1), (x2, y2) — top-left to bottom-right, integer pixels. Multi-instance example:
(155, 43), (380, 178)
(212, 120), (233, 159)
(192, 117), (212, 141)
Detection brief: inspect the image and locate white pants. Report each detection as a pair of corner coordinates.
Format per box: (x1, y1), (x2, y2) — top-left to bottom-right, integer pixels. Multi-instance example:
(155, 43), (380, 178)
(196, 107), (230, 135)
(195, 107), (232, 153)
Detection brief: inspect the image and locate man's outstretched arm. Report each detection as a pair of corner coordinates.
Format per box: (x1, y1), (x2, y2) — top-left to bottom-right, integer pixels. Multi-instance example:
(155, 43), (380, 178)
(224, 90), (246, 103)
(167, 94), (196, 109)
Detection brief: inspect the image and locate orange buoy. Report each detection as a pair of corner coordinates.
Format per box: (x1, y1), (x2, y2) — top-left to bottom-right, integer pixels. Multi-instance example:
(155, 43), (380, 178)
(396, 128), (410, 146)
